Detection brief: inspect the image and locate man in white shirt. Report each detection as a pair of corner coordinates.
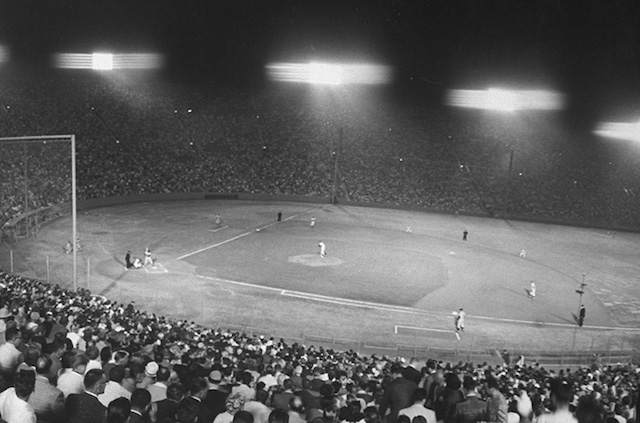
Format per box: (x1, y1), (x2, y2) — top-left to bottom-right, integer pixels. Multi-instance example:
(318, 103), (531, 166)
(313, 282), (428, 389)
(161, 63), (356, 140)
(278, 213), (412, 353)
(98, 365), (132, 407)
(56, 353), (89, 398)
(0, 369), (37, 423)
(398, 388), (436, 423)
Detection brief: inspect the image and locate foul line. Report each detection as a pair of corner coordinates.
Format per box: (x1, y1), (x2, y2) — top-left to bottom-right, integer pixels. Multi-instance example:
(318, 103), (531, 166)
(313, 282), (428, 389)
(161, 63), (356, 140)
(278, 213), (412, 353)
(177, 210), (311, 261)
(394, 325), (454, 335)
(207, 225), (228, 233)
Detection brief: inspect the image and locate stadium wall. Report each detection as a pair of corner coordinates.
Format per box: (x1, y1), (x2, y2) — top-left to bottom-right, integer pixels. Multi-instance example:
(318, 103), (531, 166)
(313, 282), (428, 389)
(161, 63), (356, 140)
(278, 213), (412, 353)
(6, 192), (640, 235)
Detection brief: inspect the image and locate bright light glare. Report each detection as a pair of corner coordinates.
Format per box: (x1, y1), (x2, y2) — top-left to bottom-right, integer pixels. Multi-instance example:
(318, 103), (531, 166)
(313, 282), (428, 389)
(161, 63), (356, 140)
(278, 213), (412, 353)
(446, 88), (565, 111)
(54, 52), (164, 70)
(266, 62), (392, 85)
(594, 121), (640, 143)
(92, 53), (114, 70)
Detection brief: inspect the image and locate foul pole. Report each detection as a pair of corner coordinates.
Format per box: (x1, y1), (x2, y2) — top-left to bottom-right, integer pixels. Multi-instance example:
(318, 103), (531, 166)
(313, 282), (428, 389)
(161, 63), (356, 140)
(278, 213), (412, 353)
(0, 135), (77, 290)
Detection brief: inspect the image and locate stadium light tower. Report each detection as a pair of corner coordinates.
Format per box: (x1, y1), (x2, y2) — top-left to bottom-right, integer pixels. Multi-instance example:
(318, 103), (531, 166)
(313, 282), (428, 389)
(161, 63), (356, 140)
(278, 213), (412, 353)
(446, 87), (566, 176)
(266, 61), (392, 203)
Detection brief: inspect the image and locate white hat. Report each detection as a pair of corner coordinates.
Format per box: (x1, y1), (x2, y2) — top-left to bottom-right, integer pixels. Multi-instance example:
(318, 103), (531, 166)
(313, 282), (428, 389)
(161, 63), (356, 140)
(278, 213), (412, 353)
(145, 361), (159, 377)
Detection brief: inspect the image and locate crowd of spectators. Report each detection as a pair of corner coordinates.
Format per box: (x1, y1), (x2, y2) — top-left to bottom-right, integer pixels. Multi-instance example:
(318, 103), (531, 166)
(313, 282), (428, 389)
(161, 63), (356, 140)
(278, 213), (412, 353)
(0, 268), (637, 422)
(3, 66), (640, 234)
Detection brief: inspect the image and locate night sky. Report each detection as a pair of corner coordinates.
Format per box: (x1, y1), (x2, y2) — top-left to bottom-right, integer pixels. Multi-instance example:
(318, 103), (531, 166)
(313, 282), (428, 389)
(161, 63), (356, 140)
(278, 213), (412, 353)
(1, 0), (639, 130)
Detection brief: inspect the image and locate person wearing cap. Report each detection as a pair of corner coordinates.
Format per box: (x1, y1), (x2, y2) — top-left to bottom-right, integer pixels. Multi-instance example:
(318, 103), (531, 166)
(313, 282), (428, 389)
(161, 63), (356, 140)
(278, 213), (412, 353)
(0, 306), (14, 345)
(138, 361), (159, 390)
(204, 369), (230, 420)
(98, 365), (132, 407)
(147, 365), (170, 403)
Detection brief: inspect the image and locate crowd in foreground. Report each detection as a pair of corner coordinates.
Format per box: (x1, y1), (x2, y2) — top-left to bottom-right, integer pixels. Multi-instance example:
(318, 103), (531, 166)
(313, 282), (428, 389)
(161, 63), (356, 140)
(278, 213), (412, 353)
(0, 268), (637, 423)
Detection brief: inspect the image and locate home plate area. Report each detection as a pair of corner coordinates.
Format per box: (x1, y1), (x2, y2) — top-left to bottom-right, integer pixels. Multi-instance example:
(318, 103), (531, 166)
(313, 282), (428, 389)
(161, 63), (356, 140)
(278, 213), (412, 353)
(288, 254), (343, 267)
(144, 262), (168, 273)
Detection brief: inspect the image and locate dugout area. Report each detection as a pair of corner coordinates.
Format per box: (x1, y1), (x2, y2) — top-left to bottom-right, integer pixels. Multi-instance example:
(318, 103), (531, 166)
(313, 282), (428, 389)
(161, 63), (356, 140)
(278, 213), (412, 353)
(2, 199), (639, 355)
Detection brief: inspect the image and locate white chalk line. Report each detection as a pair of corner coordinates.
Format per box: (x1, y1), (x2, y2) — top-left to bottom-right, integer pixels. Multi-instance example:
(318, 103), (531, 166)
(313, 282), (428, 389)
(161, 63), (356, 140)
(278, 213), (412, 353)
(177, 210), (314, 261)
(207, 225), (228, 233)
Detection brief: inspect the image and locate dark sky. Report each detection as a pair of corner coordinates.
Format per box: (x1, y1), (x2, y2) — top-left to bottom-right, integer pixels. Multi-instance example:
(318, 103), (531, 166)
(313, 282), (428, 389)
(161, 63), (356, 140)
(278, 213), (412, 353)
(1, 0), (639, 126)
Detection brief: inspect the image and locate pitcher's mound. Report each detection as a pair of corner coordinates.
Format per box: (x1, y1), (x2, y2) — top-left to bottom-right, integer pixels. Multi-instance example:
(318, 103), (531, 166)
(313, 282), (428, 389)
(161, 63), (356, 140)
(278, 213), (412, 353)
(288, 254), (343, 267)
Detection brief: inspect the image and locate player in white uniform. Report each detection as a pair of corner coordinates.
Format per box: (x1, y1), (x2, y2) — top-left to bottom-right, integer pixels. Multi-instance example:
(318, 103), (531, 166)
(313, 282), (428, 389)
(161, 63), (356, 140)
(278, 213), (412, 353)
(310, 217), (316, 228)
(455, 308), (465, 332)
(528, 282), (536, 300)
(318, 241), (326, 258)
(144, 247), (154, 266)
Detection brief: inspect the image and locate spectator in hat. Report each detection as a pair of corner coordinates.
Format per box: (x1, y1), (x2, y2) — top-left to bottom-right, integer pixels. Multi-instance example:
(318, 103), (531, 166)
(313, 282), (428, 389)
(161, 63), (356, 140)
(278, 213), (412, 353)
(0, 306), (13, 344)
(138, 361), (159, 390)
(147, 364), (170, 403)
(99, 365), (132, 407)
(205, 369), (230, 419)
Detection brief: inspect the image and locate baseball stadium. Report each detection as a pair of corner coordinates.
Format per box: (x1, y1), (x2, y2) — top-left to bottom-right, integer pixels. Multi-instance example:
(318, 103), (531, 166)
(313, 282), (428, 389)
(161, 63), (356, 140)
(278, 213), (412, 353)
(1, 1), (640, 422)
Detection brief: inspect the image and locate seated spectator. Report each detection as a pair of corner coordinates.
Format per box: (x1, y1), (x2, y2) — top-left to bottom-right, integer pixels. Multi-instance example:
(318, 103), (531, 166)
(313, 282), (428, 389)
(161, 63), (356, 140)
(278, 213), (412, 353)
(99, 365), (132, 407)
(155, 382), (185, 423)
(64, 368), (108, 423)
(56, 352), (89, 398)
(28, 355), (66, 423)
(0, 369), (37, 423)
(129, 388), (152, 423)
(107, 397), (131, 423)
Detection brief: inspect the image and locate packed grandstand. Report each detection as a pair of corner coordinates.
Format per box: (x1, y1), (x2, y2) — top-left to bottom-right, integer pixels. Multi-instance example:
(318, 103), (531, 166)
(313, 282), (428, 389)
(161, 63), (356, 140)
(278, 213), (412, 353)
(2, 68), (640, 232)
(0, 68), (639, 422)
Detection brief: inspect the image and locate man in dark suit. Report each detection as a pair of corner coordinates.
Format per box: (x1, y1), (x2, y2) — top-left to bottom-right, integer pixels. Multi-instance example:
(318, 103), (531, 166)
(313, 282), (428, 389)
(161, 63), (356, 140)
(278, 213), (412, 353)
(453, 376), (488, 423)
(65, 368), (108, 423)
(190, 377), (215, 423)
(401, 358), (423, 386)
(203, 370), (228, 419)
(129, 388), (152, 423)
(155, 382), (185, 422)
(379, 364), (418, 423)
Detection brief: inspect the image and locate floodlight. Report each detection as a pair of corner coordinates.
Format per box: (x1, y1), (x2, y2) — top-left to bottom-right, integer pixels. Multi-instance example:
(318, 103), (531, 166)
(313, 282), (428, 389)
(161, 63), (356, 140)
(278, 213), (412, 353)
(446, 88), (565, 111)
(593, 121), (640, 143)
(92, 53), (114, 71)
(266, 61), (392, 85)
(53, 52), (163, 70)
